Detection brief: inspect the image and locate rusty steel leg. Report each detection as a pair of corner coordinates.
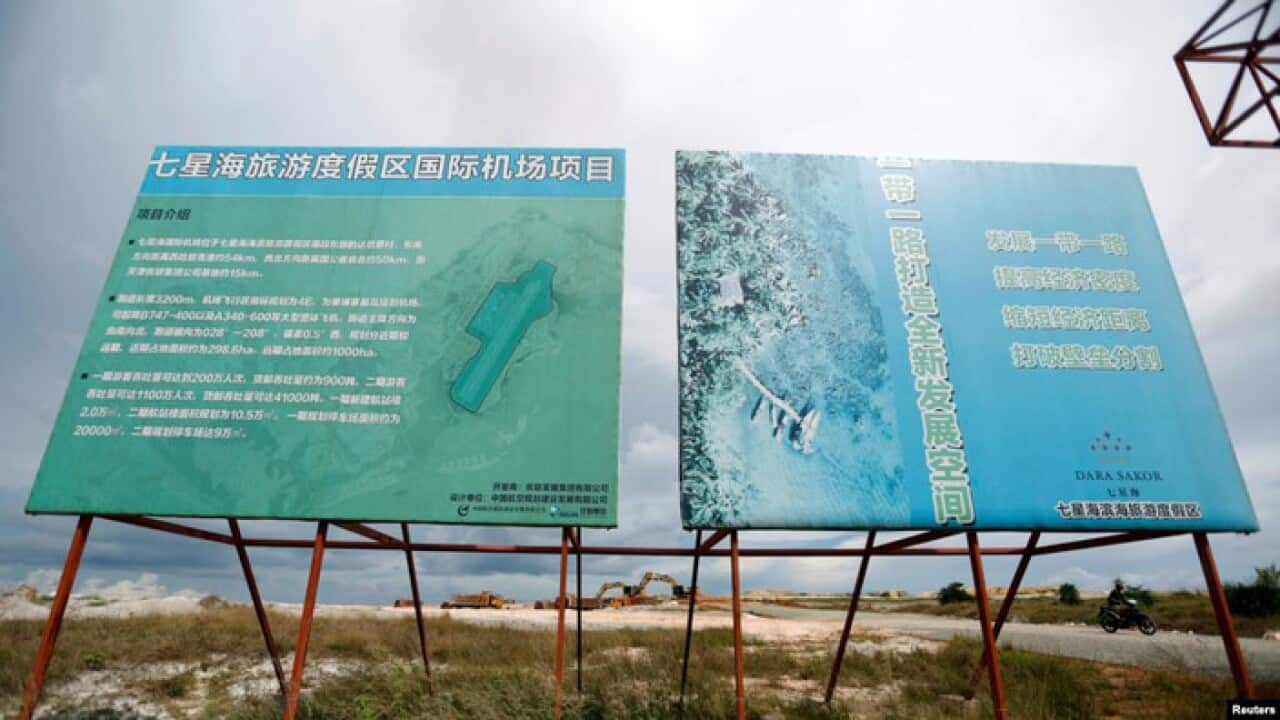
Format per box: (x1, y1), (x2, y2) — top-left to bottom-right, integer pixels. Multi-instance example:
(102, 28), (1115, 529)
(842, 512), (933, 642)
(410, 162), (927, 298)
(401, 523), (433, 695)
(824, 531), (877, 703)
(730, 530), (746, 720)
(553, 527), (570, 720)
(1194, 532), (1254, 699)
(679, 529), (703, 710)
(19, 515), (93, 720)
(965, 531), (1039, 700)
(229, 519), (287, 698)
(575, 526), (583, 693)
(284, 521), (328, 720)
(967, 532), (1007, 720)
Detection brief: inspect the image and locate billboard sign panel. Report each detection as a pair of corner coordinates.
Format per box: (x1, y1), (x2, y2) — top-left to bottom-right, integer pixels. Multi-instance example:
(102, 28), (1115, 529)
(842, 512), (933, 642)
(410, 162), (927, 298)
(27, 146), (625, 526)
(676, 151), (1256, 532)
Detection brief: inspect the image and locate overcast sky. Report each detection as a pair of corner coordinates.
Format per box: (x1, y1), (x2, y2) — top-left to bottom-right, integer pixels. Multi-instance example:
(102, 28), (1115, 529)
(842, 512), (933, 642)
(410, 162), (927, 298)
(1, 1), (1277, 606)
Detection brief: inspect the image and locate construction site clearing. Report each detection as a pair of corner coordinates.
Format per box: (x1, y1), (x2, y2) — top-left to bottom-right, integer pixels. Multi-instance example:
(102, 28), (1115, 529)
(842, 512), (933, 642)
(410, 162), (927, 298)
(389, 583), (1107, 613)
(530, 571), (713, 610)
(390, 572), (719, 612)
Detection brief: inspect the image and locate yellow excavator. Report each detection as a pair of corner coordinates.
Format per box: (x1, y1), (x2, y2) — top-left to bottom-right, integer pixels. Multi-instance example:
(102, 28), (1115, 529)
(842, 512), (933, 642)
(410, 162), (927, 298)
(595, 580), (628, 609)
(559, 581), (628, 611)
(545, 573), (695, 610)
(626, 571), (690, 605)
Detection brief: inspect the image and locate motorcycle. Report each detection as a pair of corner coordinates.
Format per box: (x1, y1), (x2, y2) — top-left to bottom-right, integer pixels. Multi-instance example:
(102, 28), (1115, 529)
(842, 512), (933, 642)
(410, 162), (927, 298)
(1098, 599), (1157, 635)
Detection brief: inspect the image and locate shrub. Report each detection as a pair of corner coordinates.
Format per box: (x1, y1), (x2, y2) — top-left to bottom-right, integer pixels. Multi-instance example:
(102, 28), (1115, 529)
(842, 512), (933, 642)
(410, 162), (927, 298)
(1057, 582), (1081, 605)
(938, 581), (972, 605)
(148, 670), (195, 699)
(1255, 563), (1279, 590)
(1124, 583), (1156, 608)
(1225, 566), (1280, 618)
(81, 651), (107, 670)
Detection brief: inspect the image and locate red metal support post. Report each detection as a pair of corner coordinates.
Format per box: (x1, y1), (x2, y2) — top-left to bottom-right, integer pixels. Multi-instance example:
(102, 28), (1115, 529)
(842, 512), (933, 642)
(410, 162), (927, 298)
(229, 519), (287, 697)
(400, 523), (433, 695)
(824, 531), (877, 703)
(553, 527), (570, 720)
(965, 531), (1040, 700)
(284, 521), (328, 720)
(20, 519), (1247, 719)
(1031, 530), (1178, 556)
(575, 526), (583, 693)
(18, 515), (93, 720)
(872, 529), (955, 554)
(967, 532), (1008, 720)
(679, 529), (703, 711)
(730, 530), (746, 720)
(230, 535), (1037, 556)
(104, 514), (234, 545)
(336, 521), (402, 547)
(1193, 532), (1254, 699)
(698, 529), (731, 554)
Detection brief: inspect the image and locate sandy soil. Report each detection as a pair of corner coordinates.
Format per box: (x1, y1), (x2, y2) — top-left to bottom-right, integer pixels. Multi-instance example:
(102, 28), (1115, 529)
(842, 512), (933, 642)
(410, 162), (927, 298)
(0, 593), (898, 646)
(6, 592), (1277, 682)
(0, 593), (207, 621)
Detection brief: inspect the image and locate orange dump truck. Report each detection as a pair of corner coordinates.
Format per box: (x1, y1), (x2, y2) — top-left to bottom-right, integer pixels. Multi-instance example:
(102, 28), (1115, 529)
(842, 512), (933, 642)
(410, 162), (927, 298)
(440, 591), (506, 609)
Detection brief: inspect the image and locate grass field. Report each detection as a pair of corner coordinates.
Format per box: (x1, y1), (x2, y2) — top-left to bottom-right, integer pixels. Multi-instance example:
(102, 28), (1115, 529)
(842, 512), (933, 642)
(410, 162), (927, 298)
(770, 591), (1280, 638)
(2, 605), (1277, 719)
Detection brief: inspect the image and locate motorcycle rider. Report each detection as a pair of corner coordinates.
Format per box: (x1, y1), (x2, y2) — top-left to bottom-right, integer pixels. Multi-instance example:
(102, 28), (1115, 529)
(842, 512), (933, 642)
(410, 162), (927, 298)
(1107, 579), (1132, 617)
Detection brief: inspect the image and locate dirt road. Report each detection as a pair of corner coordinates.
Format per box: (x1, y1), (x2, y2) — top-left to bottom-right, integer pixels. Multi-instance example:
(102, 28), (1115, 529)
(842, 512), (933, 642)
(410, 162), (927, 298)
(393, 602), (1280, 682)
(744, 603), (1280, 683)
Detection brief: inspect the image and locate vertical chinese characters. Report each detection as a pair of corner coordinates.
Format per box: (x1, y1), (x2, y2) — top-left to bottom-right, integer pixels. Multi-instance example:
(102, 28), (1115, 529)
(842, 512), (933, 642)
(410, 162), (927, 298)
(880, 159), (975, 525)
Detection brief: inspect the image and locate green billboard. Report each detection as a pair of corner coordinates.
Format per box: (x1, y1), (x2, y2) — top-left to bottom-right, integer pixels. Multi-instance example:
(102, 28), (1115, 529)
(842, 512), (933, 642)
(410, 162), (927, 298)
(26, 146), (625, 526)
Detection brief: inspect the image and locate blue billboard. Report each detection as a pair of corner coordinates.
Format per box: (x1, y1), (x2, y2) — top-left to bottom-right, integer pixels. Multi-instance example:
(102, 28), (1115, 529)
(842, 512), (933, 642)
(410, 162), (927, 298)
(676, 151), (1258, 531)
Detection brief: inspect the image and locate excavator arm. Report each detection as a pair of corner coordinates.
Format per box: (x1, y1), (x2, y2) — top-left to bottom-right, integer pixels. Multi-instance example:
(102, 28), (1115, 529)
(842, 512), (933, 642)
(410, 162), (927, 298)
(595, 581), (627, 600)
(633, 571), (682, 597)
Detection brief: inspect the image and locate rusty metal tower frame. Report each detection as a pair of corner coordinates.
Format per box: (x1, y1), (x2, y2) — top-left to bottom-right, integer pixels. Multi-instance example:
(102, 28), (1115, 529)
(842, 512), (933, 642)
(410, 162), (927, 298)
(1175, 0), (1280, 147)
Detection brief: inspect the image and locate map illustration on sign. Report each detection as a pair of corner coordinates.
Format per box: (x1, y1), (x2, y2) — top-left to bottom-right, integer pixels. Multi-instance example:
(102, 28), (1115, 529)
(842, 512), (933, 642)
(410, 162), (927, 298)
(26, 147), (624, 526)
(452, 261), (557, 413)
(676, 150), (1257, 532)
